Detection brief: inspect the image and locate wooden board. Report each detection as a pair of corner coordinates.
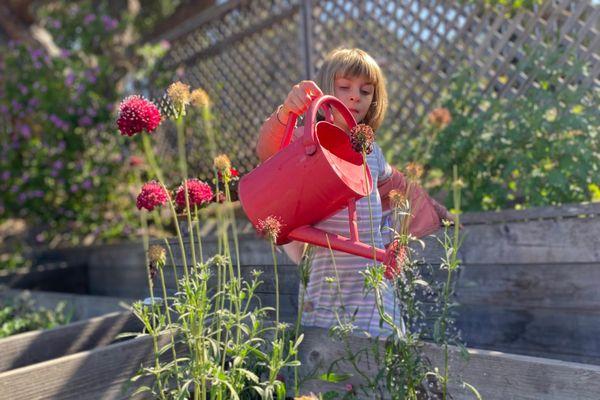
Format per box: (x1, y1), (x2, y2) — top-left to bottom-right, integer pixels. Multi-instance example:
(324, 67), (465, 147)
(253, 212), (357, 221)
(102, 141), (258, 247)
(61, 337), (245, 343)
(0, 332), (169, 400)
(297, 326), (600, 400)
(0, 311), (140, 373)
(0, 288), (132, 320)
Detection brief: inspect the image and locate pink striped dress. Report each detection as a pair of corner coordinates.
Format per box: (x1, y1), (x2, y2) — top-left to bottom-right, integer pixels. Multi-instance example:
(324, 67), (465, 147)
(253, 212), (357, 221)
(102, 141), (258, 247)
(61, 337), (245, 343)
(300, 142), (405, 337)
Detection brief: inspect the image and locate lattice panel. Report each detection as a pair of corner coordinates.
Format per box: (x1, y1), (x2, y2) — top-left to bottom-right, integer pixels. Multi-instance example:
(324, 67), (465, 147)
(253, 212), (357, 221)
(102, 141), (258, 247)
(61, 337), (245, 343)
(151, 0), (303, 180)
(152, 0), (599, 177)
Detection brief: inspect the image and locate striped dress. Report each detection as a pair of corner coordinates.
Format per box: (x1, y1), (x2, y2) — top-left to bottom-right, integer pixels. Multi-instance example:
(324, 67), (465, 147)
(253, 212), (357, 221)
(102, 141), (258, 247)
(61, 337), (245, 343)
(300, 142), (405, 337)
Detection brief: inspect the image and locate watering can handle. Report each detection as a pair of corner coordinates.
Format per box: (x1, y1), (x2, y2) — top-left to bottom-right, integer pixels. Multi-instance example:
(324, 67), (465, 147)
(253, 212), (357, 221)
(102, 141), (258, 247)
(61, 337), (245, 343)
(279, 95), (357, 155)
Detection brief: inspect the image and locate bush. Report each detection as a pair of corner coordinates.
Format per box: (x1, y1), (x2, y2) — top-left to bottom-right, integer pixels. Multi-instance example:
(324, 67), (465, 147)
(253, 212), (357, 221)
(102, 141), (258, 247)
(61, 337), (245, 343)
(386, 44), (599, 211)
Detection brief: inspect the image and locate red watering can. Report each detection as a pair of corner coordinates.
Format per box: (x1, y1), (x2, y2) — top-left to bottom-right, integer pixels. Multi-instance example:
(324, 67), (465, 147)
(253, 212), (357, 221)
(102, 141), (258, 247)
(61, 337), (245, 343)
(239, 95), (390, 264)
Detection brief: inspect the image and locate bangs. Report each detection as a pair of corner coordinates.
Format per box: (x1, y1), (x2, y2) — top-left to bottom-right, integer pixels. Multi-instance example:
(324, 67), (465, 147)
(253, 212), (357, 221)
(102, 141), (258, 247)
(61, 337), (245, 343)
(335, 58), (379, 85)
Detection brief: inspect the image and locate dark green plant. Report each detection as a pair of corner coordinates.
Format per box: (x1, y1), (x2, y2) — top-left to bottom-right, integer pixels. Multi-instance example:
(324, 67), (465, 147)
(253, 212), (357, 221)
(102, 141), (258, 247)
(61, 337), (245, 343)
(0, 299), (71, 338)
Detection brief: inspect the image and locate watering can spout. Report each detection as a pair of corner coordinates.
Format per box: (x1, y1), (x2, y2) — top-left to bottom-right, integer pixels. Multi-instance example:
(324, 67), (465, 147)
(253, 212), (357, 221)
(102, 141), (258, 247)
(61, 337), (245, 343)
(288, 226), (386, 263)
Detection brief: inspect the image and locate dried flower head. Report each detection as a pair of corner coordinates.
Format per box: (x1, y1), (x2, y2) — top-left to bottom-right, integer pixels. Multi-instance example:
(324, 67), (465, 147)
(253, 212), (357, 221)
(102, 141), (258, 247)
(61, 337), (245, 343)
(388, 189), (407, 210)
(427, 107), (452, 129)
(136, 181), (169, 211)
(190, 88), (210, 109)
(256, 215), (283, 242)
(213, 154), (232, 172)
(384, 240), (407, 280)
(117, 95), (161, 136)
(175, 178), (213, 209)
(148, 245), (166, 267)
(349, 123), (375, 154)
(405, 162), (424, 181)
(166, 81), (191, 114)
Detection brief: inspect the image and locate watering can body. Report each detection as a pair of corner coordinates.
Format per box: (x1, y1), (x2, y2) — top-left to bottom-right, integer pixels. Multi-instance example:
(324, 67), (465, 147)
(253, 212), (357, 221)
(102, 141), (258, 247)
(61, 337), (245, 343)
(239, 96), (389, 264)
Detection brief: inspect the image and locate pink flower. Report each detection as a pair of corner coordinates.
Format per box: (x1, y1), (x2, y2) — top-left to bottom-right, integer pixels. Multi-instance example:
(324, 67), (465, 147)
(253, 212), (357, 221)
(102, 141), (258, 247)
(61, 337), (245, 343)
(175, 178), (213, 208)
(117, 95), (161, 137)
(256, 215), (283, 242)
(384, 240), (407, 280)
(136, 181), (169, 211)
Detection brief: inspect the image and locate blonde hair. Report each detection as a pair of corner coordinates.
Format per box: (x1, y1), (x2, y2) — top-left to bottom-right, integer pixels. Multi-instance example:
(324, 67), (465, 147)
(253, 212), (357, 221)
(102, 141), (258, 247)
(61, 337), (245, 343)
(316, 48), (388, 130)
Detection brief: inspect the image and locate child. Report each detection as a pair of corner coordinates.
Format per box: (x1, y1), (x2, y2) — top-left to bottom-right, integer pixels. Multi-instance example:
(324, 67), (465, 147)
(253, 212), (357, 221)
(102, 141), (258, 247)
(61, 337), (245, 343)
(256, 48), (452, 336)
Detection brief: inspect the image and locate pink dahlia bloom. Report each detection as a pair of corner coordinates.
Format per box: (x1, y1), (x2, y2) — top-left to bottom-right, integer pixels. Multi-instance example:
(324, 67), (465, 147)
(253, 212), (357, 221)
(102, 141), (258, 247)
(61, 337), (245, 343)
(136, 181), (169, 211)
(117, 95), (161, 136)
(175, 178), (213, 208)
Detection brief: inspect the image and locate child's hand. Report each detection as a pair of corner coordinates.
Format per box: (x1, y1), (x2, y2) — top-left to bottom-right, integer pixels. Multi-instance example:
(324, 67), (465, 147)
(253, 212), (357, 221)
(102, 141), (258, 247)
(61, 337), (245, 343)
(280, 80), (323, 122)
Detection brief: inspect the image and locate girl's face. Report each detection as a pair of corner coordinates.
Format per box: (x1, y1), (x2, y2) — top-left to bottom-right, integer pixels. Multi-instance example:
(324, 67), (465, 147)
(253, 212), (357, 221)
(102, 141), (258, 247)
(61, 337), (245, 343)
(332, 74), (375, 130)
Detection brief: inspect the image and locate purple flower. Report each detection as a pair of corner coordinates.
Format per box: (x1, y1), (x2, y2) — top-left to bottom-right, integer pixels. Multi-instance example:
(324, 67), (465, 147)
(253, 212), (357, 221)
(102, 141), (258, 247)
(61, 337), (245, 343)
(70, 184), (78, 193)
(82, 179), (92, 189)
(51, 19), (62, 29)
(53, 160), (64, 169)
(19, 124), (31, 139)
(28, 98), (39, 108)
(84, 14), (96, 24)
(1, 171), (10, 181)
(86, 107), (97, 117)
(11, 100), (22, 112)
(18, 193), (27, 203)
(79, 116), (92, 126)
(59, 49), (71, 58)
(101, 15), (118, 30)
(18, 84), (28, 95)
(0, 105), (8, 114)
(65, 72), (75, 87)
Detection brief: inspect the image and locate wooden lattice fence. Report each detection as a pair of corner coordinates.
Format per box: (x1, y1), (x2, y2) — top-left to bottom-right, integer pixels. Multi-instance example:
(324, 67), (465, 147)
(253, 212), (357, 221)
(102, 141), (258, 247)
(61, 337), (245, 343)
(148, 0), (599, 179)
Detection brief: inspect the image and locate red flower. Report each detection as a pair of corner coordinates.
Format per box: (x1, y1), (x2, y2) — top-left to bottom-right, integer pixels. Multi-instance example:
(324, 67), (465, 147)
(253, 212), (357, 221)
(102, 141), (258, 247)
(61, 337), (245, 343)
(117, 95), (161, 136)
(129, 155), (144, 167)
(175, 178), (213, 208)
(136, 181), (169, 211)
(384, 240), (407, 280)
(217, 167), (239, 181)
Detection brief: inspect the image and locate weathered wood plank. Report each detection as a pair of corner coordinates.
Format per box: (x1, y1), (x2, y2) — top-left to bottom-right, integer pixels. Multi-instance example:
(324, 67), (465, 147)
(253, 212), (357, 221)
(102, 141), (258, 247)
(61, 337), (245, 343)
(460, 216), (600, 264)
(455, 262), (600, 310)
(0, 311), (140, 373)
(0, 262), (87, 293)
(455, 304), (600, 365)
(0, 333), (169, 400)
(460, 202), (600, 224)
(0, 288), (132, 320)
(297, 327), (600, 400)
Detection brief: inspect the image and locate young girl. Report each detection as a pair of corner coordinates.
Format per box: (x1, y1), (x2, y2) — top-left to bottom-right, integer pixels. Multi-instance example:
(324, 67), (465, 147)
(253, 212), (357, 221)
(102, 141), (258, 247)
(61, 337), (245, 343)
(256, 48), (452, 336)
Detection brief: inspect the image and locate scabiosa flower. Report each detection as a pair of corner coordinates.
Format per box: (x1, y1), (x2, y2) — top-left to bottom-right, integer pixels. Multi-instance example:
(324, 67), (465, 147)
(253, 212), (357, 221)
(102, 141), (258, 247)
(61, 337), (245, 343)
(384, 240), (407, 280)
(148, 245), (166, 267)
(388, 189), (407, 210)
(427, 107), (452, 129)
(213, 154), (231, 172)
(190, 88), (210, 109)
(256, 215), (283, 242)
(117, 95), (161, 137)
(349, 123), (375, 154)
(167, 81), (191, 116)
(136, 181), (169, 211)
(405, 162), (424, 181)
(175, 178), (213, 208)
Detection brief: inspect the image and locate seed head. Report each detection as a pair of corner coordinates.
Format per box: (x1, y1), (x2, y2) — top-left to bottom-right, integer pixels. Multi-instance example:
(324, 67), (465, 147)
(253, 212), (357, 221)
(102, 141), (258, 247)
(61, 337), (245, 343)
(427, 107), (452, 129)
(349, 123), (375, 154)
(256, 215), (283, 242)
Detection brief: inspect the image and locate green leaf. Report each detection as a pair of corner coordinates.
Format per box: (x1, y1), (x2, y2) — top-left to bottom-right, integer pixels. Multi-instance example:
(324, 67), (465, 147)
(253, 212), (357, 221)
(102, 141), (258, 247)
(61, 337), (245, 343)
(319, 372), (352, 383)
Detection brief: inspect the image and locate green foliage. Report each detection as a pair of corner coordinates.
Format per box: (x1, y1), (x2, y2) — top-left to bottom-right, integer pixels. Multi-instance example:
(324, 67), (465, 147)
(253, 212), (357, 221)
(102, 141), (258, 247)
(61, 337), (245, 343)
(0, 299), (71, 338)
(389, 44), (599, 211)
(0, 1), (171, 247)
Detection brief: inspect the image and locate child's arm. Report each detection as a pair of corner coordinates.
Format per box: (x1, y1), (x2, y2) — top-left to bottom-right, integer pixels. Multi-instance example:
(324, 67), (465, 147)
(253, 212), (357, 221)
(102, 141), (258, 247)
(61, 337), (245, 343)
(378, 167), (453, 237)
(256, 81), (323, 162)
